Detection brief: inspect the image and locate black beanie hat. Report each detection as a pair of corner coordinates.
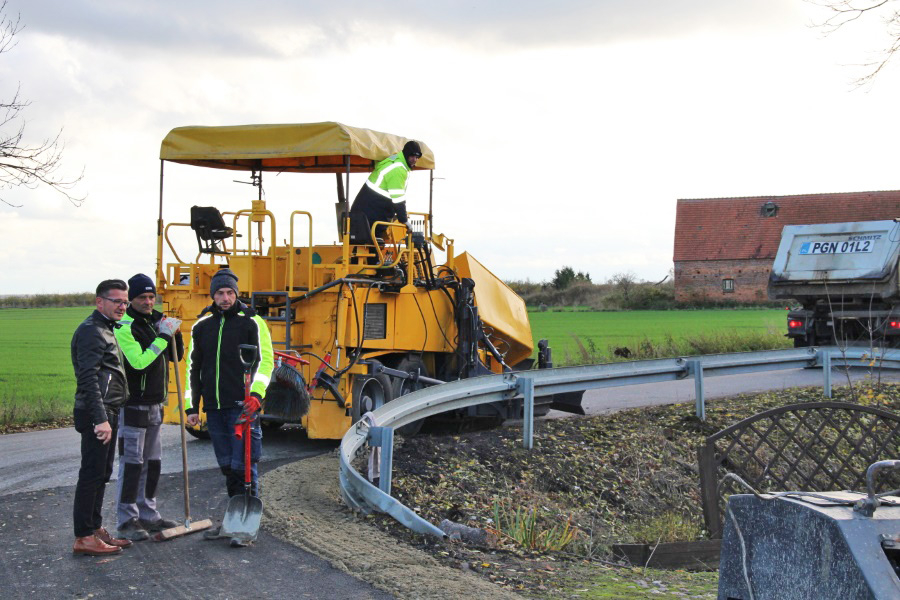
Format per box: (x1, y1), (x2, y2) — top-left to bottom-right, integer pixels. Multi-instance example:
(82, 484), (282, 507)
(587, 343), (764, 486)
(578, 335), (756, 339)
(128, 273), (156, 301)
(402, 140), (422, 161)
(210, 268), (239, 297)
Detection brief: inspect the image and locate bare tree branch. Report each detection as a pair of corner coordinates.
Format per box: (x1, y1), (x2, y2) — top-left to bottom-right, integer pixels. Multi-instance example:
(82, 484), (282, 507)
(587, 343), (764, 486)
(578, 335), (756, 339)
(808, 0), (900, 87)
(0, 0), (85, 207)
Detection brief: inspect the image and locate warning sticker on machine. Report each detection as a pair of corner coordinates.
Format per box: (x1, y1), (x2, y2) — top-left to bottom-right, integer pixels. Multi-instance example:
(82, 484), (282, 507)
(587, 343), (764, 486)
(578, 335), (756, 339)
(799, 239), (877, 255)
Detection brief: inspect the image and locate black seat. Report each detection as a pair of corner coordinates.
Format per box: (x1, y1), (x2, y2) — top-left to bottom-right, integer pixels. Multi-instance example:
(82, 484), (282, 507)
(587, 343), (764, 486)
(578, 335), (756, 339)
(190, 206), (237, 255)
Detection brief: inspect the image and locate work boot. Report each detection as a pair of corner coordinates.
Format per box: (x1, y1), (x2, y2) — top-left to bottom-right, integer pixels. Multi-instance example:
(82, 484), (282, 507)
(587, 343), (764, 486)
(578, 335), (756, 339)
(203, 524), (225, 540)
(94, 527), (133, 548)
(139, 517), (178, 533)
(229, 537), (249, 548)
(73, 534), (122, 556)
(116, 517), (150, 541)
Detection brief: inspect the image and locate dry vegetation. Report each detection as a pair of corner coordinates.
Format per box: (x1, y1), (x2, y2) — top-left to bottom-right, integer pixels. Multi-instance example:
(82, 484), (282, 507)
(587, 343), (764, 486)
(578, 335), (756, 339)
(362, 381), (900, 597)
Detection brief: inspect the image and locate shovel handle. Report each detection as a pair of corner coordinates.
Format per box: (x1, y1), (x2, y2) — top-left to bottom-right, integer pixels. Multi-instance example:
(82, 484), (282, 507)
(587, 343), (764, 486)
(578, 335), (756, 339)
(244, 420), (252, 491)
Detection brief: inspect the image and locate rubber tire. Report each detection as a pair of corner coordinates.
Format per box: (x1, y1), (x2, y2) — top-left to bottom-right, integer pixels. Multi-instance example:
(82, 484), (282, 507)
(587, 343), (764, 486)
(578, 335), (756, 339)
(351, 362), (394, 423)
(390, 356), (428, 437)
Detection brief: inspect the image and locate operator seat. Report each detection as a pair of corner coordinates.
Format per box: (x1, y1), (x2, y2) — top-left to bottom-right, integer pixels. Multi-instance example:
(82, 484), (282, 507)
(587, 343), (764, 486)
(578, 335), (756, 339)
(190, 206), (237, 255)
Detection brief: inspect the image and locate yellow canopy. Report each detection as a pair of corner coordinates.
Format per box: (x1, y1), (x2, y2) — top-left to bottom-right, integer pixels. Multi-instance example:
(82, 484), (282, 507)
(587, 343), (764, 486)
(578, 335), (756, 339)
(159, 121), (435, 173)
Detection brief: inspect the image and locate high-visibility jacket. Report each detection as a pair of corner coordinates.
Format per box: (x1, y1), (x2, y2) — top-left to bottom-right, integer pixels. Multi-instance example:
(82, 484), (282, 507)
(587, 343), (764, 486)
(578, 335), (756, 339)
(364, 153), (411, 200)
(115, 306), (184, 406)
(184, 301), (274, 413)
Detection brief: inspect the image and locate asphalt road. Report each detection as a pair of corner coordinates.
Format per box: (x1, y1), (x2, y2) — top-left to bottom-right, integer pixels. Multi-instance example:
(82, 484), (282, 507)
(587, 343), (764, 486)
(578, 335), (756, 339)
(568, 365), (900, 417)
(1, 366), (894, 599)
(0, 426), (392, 600)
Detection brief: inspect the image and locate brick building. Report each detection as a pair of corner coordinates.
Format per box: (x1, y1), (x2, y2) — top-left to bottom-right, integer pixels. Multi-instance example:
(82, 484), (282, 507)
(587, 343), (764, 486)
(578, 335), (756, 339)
(673, 191), (900, 303)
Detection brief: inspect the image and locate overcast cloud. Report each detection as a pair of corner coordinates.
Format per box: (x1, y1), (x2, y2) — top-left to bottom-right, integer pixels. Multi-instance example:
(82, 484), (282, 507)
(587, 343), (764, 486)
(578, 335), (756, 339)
(1, 0), (898, 294)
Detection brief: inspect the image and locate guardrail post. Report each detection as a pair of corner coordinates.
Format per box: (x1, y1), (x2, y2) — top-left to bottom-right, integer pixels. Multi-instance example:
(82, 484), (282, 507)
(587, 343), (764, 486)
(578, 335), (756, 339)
(367, 426), (394, 496)
(517, 377), (535, 450)
(689, 359), (706, 421)
(823, 351), (832, 398)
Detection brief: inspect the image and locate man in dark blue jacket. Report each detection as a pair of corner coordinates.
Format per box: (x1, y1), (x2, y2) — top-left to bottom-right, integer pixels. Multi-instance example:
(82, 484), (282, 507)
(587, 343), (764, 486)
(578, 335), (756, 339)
(114, 273), (184, 541)
(70, 279), (134, 556)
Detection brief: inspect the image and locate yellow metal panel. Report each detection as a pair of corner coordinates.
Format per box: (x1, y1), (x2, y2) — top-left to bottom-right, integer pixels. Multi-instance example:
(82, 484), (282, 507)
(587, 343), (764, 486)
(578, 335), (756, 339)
(455, 252), (534, 367)
(160, 122), (434, 172)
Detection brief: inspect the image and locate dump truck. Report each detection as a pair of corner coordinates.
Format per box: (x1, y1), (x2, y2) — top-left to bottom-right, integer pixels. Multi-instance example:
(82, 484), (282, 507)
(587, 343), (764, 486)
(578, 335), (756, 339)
(768, 219), (900, 347)
(155, 122), (582, 439)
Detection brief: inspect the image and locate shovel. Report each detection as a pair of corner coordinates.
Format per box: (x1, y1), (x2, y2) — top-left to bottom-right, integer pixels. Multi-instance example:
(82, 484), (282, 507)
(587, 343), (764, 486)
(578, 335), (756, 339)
(221, 343), (263, 547)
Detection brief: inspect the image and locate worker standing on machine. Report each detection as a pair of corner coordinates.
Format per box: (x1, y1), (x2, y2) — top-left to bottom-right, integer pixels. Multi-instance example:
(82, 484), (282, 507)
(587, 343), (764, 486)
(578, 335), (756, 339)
(349, 140), (422, 245)
(113, 273), (184, 542)
(184, 268), (274, 540)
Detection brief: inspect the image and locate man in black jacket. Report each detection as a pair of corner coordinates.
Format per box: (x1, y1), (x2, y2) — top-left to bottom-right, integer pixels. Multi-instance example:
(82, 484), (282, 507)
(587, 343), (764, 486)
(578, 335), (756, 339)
(70, 279), (134, 556)
(185, 268), (274, 545)
(114, 273), (184, 541)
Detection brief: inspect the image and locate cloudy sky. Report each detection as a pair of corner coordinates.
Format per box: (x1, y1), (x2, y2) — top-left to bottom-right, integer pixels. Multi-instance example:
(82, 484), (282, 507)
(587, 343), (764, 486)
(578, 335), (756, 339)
(2, 0), (899, 294)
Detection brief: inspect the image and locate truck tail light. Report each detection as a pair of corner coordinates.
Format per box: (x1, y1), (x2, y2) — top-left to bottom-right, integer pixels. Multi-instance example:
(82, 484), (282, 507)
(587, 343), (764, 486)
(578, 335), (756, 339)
(888, 321), (900, 330)
(788, 319), (804, 329)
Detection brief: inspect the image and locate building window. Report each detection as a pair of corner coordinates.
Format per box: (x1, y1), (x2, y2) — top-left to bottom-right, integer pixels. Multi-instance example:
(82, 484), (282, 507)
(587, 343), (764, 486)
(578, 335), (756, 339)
(723, 278), (735, 293)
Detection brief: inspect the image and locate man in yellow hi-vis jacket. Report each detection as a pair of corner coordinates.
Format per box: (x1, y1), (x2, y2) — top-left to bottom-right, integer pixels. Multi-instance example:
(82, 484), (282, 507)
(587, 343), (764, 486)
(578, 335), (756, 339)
(349, 140), (422, 244)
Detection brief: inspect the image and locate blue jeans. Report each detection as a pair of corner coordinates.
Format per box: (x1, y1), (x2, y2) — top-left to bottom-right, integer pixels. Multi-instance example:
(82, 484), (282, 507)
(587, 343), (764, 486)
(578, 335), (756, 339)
(205, 408), (262, 496)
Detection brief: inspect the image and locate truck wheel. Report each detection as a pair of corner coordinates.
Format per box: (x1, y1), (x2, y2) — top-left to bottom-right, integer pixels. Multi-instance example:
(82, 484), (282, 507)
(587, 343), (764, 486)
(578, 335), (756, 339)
(391, 356), (428, 436)
(351, 359), (394, 423)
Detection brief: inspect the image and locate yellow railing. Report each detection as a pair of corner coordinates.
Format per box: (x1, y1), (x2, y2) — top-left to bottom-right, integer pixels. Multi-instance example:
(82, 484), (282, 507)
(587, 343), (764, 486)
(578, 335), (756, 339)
(288, 211), (314, 295)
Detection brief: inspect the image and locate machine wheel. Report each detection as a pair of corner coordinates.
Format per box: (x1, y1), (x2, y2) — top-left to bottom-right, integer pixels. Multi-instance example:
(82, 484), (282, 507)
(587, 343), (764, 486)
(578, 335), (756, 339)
(391, 356), (428, 436)
(185, 425), (210, 440)
(351, 360), (394, 423)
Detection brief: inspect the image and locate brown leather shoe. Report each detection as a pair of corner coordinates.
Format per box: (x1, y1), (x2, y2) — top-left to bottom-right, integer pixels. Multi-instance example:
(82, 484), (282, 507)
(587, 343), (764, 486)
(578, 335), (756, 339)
(94, 527), (133, 548)
(73, 534), (122, 556)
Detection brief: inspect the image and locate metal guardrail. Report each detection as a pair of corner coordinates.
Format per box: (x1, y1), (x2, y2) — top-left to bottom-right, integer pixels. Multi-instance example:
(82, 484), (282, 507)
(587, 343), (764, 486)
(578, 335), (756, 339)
(338, 346), (900, 538)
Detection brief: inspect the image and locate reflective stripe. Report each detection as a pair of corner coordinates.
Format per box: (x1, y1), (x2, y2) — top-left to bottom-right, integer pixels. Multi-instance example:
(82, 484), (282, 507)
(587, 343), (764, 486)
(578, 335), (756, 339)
(253, 372), (271, 387)
(365, 179), (394, 198)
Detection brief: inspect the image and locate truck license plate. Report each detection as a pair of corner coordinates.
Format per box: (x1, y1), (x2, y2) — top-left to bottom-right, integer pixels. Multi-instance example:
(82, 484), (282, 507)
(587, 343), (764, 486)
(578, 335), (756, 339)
(799, 239), (874, 255)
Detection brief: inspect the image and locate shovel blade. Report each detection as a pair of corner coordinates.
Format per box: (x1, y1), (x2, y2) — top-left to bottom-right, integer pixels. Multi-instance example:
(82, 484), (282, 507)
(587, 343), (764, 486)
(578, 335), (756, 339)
(221, 495), (263, 543)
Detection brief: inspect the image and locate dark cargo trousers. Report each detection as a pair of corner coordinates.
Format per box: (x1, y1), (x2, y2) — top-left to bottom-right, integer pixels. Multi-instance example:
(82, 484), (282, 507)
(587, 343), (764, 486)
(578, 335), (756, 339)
(116, 404), (163, 528)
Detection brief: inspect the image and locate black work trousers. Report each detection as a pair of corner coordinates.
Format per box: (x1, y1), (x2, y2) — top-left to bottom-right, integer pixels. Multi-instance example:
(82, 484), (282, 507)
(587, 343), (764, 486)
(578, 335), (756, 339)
(73, 407), (118, 538)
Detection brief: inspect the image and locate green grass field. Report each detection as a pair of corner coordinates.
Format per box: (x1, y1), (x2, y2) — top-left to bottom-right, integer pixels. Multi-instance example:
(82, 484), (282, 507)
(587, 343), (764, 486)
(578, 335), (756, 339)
(0, 307), (90, 423)
(528, 308), (790, 364)
(0, 306), (791, 424)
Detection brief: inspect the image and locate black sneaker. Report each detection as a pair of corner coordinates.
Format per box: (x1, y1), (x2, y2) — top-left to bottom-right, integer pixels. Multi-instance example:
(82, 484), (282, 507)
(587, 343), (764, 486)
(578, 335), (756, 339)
(139, 517), (178, 533)
(116, 517), (150, 541)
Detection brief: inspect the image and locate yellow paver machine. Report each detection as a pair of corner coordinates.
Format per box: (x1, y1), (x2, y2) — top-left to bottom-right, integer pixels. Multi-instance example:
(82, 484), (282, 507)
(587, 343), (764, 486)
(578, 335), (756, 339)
(156, 122), (582, 439)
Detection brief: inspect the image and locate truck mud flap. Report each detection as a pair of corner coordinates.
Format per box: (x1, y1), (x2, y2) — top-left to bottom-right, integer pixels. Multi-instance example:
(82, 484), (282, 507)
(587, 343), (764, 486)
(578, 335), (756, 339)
(550, 391), (586, 415)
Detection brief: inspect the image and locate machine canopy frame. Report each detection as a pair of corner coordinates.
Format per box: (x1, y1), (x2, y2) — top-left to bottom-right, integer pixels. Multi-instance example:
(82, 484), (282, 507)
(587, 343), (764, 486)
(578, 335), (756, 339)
(159, 121), (435, 173)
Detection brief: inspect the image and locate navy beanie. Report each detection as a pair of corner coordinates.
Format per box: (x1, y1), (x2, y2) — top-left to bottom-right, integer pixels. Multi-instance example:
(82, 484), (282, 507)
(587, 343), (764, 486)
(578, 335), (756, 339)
(128, 273), (156, 301)
(210, 268), (239, 297)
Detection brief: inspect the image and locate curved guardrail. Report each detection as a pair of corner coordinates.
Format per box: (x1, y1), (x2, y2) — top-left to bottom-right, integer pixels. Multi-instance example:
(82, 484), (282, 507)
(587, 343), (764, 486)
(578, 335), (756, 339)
(338, 346), (900, 538)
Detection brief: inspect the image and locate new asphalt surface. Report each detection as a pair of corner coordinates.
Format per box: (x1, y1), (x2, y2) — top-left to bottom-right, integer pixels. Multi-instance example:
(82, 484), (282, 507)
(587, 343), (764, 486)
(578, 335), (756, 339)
(0, 426), (392, 600)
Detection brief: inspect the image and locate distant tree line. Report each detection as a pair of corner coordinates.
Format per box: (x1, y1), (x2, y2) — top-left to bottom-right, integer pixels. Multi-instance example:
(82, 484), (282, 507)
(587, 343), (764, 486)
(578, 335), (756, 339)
(1, 293), (94, 308)
(507, 266), (777, 310)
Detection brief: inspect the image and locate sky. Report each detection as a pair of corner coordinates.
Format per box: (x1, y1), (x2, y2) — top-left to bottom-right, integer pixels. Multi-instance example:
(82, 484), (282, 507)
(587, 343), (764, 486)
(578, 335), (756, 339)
(2, 0), (900, 294)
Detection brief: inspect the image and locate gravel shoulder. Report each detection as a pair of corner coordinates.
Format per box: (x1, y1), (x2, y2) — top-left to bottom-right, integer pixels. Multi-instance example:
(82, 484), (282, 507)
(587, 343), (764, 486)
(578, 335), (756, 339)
(263, 454), (521, 600)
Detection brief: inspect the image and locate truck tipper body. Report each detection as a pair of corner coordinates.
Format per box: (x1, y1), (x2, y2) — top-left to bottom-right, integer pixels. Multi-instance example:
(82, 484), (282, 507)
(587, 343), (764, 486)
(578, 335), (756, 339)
(768, 219), (900, 347)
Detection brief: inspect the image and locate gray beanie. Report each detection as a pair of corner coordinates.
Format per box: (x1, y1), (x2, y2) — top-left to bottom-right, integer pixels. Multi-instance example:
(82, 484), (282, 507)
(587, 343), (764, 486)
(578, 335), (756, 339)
(210, 268), (239, 297)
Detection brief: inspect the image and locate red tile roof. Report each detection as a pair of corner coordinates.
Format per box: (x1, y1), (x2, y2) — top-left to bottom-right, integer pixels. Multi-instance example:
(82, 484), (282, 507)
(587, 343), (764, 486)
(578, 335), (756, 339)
(673, 191), (900, 262)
